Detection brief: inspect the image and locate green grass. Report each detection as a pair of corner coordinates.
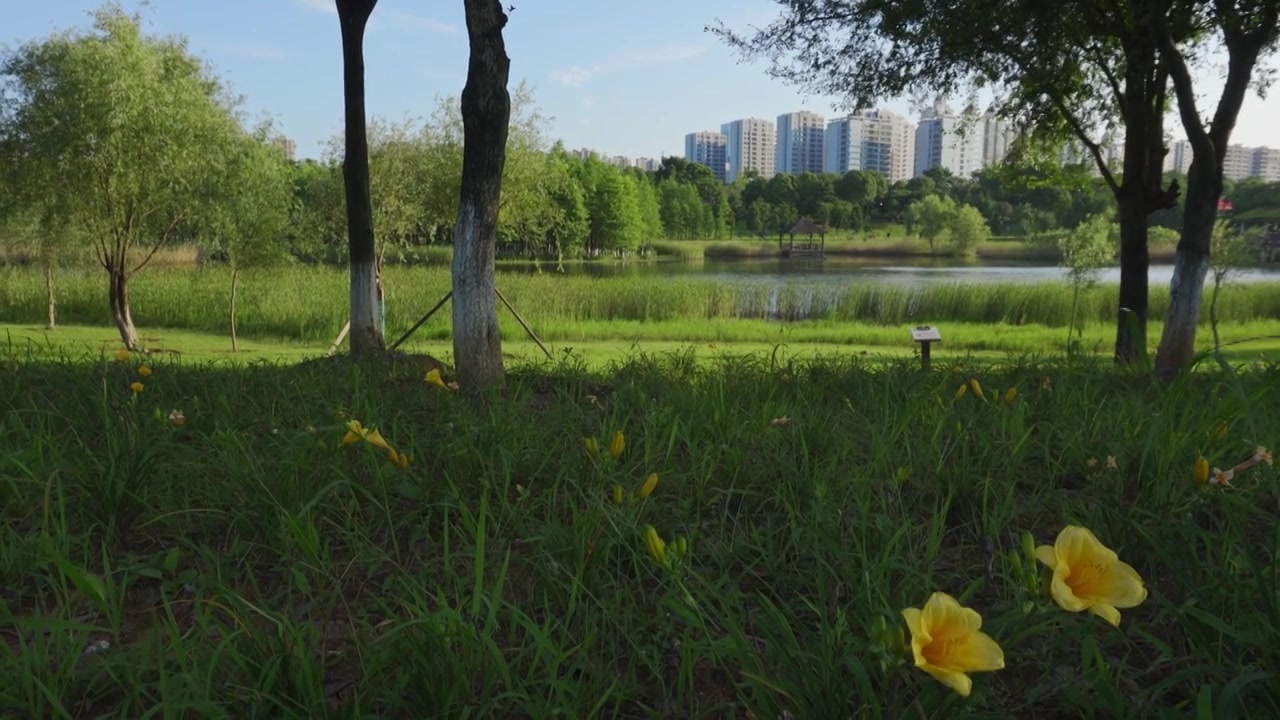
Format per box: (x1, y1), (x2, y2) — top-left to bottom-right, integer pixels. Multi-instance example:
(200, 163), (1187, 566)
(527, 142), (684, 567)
(2, 347), (1279, 717)
(5, 265), (1280, 348)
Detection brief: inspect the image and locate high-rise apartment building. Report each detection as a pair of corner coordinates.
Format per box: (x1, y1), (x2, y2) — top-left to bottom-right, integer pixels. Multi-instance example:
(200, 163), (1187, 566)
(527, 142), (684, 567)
(823, 109), (915, 182)
(1252, 147), (1280, 181)
(914, 99), (986, 178)
(979, 115), (1018, 168)
(721, 118), (776, 182)
(1162, 140), (1280, 180)
(775, 111), (826, 175)
(274, 136), (297, 162)
(684, 131), (729, 182)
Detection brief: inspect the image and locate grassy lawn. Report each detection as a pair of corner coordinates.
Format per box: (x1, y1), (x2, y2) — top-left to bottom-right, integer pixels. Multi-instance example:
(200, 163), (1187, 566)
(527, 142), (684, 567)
(2, 346), (1278, 717)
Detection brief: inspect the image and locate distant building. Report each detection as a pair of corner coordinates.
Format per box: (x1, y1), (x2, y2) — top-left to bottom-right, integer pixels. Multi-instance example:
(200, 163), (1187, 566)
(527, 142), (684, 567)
(824, 109), (915, 182)
(684, 131), (728, 181)
(606, 155), (632, 169)
(1162, 140), (1280, 180)
(775, 111), (826, 175)
(274, 136), (297, 162)
(913, 98), (985, 178)
(633, 157), (662, 172)
(1062, 140), (1123, 174)
(721, 118), (776, 182)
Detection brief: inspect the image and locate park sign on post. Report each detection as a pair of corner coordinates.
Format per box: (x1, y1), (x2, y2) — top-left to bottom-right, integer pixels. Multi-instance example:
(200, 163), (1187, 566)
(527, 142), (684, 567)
(911, 326), (942, 370)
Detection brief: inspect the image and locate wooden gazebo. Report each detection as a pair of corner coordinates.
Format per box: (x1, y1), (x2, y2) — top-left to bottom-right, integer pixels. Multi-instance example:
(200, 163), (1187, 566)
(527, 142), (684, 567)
(780, 217), (827, 258)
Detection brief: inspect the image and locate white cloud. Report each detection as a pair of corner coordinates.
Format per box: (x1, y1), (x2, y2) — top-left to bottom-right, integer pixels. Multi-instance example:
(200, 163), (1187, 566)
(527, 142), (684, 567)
(550, 42), (706, 88)
(297, 0), (334, 14)
(551, 66), (598, 88)
(581, 97), (595, 108)
(385, 10), (457, 34)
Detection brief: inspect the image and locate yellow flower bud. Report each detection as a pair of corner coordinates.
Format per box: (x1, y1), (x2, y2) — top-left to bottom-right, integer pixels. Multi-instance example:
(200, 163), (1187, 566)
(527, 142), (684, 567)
(643, 525), (669, 569)
(638, 472), (659, 499)
(609, 430), (625, 460)
(955, 384), (968, 400)
(969, 378), (986, 402)
(612, 484), (624, 507)
(584, 437), (599, 456)
(1003, 387), (1017, 404)
(1193, 456), (1210, 485)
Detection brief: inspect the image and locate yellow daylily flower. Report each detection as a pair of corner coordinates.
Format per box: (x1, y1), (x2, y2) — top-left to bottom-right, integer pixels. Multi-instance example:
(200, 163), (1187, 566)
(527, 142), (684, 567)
(1211, 467), (1234, 487)
(643, 525), (670, 569)
(116, 349), (131, 362)
(1035, 526), (1148, 627)
(954, 384), (968, 400)
(168, 409), (186, 426)
(901, 592), (1005, 698)
(1105, 455), (1117, 470)
(341, 420), (391, 451)
(1193, 456), (1210, 485)
(130, 382), (144, 394)
(609, 430), (625, 460)
(637, 472), (659, 500)
(425, 368), (447, 389)
(1003, 387), (1017, 404)
(138, 365), (152, 378)
(969, 378), (986, 402)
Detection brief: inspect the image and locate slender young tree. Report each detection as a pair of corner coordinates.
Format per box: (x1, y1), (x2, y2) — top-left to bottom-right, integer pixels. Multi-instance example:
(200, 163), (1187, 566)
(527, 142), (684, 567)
(335, 0), (384, 357)
(451, 0), (512, 391)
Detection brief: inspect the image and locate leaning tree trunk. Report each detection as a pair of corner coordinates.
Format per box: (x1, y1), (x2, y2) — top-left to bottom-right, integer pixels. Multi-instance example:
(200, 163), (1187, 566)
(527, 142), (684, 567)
(451, 0), (512, 392)
(1155, 159), (1220, 378)
(108, 267), (139, 350)
(336, 0), (384, 358)
(44, 263), (56, 330)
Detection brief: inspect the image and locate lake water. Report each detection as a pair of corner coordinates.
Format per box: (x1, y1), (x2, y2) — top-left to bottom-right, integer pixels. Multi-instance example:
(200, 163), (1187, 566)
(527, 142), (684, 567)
(497, 256), (1280, 289)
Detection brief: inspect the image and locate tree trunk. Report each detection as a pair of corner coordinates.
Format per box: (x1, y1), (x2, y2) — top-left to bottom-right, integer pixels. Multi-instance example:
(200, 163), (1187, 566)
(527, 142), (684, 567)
(451, 0), (512, 392)
(1113, 190), (1149, 363)
(109, 268), (139, 350)
(44, 263), (56, 330)
(230, 266), (240, 353)
(1155, 161), (1219, 378)
(336, 0), (384, 358)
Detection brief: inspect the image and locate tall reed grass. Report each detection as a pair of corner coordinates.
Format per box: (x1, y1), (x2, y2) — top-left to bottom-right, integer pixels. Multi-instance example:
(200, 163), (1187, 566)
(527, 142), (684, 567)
(2, 265), (1279, 343)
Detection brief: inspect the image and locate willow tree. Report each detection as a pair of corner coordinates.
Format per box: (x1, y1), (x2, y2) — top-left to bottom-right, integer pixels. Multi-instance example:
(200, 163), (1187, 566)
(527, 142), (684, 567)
(0, 6), (243, 349)
(452, 0), (513, 391)
(712, 0), (1181, 363)
(335, 0), (384, 357)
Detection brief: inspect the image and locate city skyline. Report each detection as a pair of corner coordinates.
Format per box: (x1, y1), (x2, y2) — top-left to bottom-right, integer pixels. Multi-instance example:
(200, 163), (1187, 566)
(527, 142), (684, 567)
(7, 1), (1280, 162)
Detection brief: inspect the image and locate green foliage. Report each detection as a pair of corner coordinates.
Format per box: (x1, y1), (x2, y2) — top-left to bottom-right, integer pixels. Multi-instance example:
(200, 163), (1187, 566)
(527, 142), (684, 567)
(0, 6), (244, 272)
(2, 352), (1279, 716)
(1058, 213), (1116, 285)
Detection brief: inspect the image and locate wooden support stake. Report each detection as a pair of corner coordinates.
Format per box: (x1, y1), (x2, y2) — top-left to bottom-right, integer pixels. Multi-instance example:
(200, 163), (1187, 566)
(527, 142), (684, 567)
(496, 287), (553, 360)
(327, 321), (351, 356)
(388, 291), (452, 352)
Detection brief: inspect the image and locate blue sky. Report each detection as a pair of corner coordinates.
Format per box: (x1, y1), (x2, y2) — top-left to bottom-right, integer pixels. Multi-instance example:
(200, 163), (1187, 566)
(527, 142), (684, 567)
(7, 1), (1279, 161)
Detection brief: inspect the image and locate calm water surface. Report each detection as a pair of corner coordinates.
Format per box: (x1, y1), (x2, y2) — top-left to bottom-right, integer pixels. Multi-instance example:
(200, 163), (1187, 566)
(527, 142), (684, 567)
(497, 256), (1280, 289)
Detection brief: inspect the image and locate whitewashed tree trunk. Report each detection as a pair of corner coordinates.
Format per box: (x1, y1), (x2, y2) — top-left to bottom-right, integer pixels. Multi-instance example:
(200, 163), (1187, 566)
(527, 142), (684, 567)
(349, 257), (382, 355)
(452, 0), (512, 391)
(1155, 245), (1210, 377)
